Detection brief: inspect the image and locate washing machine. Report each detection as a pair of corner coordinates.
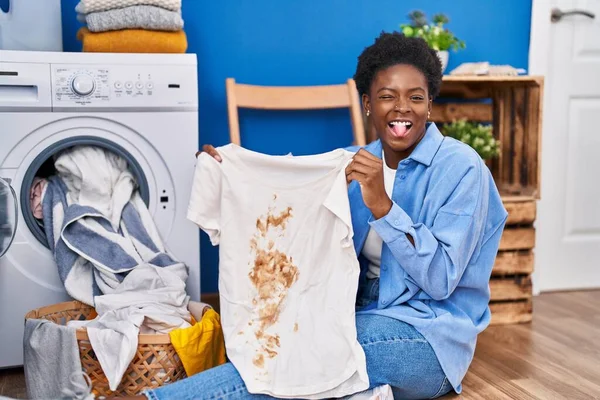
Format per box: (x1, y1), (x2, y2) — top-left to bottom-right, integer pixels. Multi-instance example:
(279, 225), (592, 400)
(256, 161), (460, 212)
(0, 50), (200, 368)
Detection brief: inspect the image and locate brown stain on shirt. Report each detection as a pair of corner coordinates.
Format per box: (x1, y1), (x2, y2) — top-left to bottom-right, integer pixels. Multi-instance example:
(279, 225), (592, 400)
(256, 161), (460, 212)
(266, 334), (280, 348)
(255, 207), (293, 237)
(294, 323), (299, 332)
(248, 198), (298, 368)
(267, 207), (293, 231)
(264, 347), (278, 359)
(253, 353), (265, 368)
(249, 249), (298, 302)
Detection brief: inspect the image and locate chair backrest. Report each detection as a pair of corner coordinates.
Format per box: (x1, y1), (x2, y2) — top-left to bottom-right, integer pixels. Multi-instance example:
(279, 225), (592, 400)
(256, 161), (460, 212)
(225, 78), (366, 147)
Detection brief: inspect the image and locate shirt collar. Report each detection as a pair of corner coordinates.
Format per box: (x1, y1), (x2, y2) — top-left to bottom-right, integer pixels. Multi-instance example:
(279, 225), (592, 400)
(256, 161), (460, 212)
(364, 122), (444, 167)
(406, 122), (444, 167)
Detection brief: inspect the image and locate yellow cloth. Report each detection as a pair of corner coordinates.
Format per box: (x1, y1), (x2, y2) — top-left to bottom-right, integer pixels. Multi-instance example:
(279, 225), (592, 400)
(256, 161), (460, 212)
(168, 308), (227, 377)
(77, 27), (187, 53)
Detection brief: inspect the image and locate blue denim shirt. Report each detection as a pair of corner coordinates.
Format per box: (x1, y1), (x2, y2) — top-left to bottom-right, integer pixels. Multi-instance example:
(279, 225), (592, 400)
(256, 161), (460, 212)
(348, 123), (507, 392)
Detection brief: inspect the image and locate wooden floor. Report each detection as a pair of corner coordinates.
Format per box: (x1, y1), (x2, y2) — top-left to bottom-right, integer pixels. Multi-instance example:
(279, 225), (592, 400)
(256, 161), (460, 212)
(0, 367), (25, 400)
(1, 290), (599, 399)
(443, 290), (600, 400)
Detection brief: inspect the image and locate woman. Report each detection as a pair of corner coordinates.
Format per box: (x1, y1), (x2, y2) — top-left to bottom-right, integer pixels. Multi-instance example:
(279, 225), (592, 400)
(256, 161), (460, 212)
(134, 32), (507, 400)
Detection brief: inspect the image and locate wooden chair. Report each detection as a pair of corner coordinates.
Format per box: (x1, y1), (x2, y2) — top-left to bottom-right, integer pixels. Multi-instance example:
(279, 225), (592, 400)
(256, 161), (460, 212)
(225, 78), (366, 147)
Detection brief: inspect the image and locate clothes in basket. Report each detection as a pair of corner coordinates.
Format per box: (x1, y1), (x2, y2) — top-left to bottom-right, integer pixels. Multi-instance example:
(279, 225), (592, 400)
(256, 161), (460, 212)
(169, 308), (227, 377)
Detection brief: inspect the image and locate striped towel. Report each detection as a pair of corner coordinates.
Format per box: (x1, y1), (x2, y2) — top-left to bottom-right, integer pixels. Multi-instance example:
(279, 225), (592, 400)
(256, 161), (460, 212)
(42, 146), (187, 306)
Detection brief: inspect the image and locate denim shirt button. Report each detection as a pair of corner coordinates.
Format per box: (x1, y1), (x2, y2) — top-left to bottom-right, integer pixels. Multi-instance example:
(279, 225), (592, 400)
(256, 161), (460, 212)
(382, 299), (388, 305)
(394, 220), (401, 226)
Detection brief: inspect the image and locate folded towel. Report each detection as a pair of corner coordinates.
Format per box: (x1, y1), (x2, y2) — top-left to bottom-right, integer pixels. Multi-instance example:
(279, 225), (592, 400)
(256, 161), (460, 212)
(75, 0), (181, 14)
(83, 5), (184, 32)
(77, 27), (187, 53)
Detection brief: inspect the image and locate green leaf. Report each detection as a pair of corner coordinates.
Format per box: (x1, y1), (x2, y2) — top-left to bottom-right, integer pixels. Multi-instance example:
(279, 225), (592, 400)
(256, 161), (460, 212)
(441, 119), (499, 160)
(432, 13), (449, 25)
(401, 11), (465, 52)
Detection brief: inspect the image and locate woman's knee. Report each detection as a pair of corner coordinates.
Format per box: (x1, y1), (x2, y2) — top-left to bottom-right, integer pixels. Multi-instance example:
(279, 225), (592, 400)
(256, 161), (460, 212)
(363, 339), (446, 396)
(356, 314), (450, 399)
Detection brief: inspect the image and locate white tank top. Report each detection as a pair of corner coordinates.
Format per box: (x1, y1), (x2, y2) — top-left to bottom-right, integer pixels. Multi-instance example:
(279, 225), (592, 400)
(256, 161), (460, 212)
(362, 154), (396, 279)
(187, 144), (369, 398)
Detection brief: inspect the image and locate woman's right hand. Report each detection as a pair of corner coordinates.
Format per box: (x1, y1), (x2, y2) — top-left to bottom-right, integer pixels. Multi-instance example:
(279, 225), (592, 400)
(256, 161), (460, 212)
(196, 144), (222, 162)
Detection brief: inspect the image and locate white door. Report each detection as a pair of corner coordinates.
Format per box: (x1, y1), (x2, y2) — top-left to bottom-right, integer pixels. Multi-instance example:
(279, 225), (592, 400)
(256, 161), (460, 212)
(531, 0), (600, 291)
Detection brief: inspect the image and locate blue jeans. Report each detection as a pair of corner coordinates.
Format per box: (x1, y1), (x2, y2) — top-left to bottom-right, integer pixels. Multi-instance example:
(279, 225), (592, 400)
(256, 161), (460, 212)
(145, 279), (453, 400)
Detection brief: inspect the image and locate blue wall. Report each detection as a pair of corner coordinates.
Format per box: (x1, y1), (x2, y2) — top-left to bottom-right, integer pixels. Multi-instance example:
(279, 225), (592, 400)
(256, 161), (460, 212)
(58, 0), (532, 294)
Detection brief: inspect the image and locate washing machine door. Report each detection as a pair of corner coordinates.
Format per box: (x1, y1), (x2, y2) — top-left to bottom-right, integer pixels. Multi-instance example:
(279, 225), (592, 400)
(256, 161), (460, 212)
(0, 177), (18, 258)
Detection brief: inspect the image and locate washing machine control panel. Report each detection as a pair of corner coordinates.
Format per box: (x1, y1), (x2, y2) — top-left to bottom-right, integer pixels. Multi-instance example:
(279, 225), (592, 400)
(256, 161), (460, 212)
(51, 64), (198, 110)
(54, 68), (111, 104)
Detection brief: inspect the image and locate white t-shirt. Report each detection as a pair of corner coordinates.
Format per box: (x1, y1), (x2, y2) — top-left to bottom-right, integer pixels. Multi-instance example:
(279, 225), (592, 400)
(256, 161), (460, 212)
(363, 156), (396, 279)
(187, 144), (369, 399)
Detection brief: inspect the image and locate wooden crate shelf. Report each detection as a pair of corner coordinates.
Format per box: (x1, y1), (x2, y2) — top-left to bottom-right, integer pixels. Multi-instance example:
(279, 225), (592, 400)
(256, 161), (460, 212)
(490, 300), (533, 325)
(488, 195), (539, 325)
(490, 275), (532, 301)
(499, 227), (536, 251)
(434, 77), (543, 325)
(492, 250), (534, 276)
(430, 102), (492, 122)
(503, 197), (536, 225)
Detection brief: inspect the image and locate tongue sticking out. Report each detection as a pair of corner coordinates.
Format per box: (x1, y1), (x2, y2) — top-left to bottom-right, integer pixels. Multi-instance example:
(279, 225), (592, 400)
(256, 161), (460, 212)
(390, 123), (409, 137)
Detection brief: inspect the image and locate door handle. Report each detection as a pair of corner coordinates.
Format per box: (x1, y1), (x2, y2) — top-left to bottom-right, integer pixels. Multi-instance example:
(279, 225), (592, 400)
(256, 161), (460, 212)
(551, 8), (596, 22)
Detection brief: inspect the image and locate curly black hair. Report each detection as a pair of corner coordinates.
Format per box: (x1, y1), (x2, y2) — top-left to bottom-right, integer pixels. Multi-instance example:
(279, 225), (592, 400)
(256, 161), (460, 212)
(353, 31), (443, 99)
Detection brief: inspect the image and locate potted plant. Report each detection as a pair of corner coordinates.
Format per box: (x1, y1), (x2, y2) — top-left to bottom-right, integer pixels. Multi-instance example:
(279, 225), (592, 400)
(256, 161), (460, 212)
(441, 119), (500, 161)
(400, 11), (465, 73)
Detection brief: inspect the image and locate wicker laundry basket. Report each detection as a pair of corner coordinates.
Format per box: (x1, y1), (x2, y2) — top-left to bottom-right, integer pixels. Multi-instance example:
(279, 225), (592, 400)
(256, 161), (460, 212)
(25, 300), (188, 397)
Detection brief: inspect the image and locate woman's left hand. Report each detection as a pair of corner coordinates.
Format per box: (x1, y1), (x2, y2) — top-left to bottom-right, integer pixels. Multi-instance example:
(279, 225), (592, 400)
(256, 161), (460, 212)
(345, 149), (393, 219)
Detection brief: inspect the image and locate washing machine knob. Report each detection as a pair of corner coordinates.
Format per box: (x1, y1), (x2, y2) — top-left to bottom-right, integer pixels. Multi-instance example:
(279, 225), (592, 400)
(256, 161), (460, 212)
(71, 74), (95, 96)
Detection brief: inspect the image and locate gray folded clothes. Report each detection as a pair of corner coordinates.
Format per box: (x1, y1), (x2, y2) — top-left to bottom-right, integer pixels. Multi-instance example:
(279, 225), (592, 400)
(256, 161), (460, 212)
(75, 0), (182, 14)
(81, 5), (184, 32)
